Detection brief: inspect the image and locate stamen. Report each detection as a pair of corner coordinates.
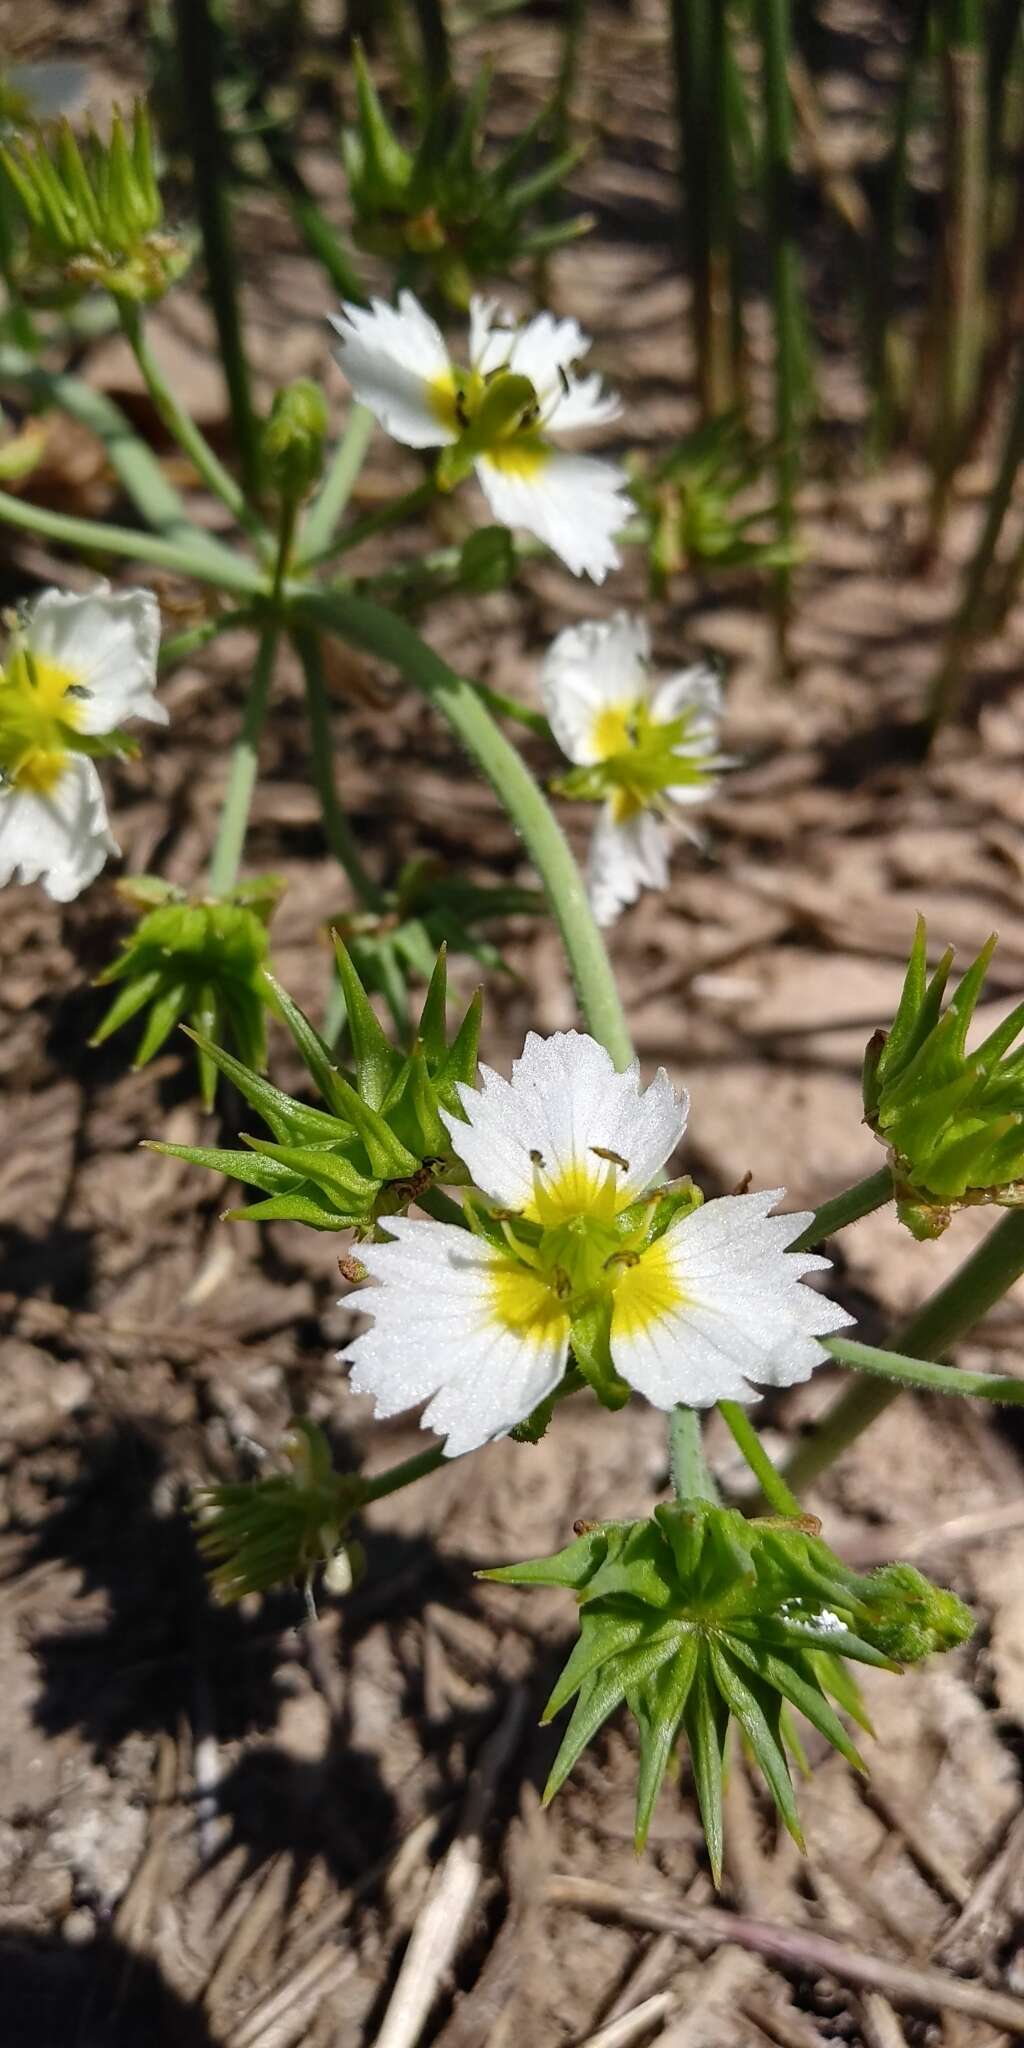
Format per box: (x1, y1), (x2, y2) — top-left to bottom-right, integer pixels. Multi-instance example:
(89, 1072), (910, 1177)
(591, 1146), (629, 1170)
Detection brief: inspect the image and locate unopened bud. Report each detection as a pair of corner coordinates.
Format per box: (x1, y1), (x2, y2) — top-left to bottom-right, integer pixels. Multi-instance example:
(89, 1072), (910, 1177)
(261, 379), (329, 504)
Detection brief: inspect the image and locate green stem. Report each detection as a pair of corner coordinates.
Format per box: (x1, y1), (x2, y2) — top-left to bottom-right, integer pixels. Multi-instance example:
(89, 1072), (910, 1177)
(159, 606), (257, 669)
(207, 624), (279, 894)
(171, 0), (261, 500)
(299, 404), (375, 565)
(292, 625), (387, 911)
(670, 1405), (719, 1502)
(927, 338), (1024, 729)
(824, 1334), (1024, 1406)
(756, 0), (805, 637)
(0, 487), (263, 594)
(258, 130), (367, 304)
(304, 478), (438, 570)
(718, 1402), (802, 1515)
(292, 586), (632, 1068)
(867, 0), (933, 456)
(789, 1166), (894, 1251)
(783, 1208), (1024, 1493)
(119, 304), (268, 549)
(471, 681), (553, 741)
(359, 1443), (446, 1505)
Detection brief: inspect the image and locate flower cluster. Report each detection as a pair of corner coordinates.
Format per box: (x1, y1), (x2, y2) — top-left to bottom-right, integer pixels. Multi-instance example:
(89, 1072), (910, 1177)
(0, 586), (163, 902)
(484, 1501), (973, 1868)
(0, 107), (188, 303)
(343, 50), (590, 308)
(91, 874), (283, 1108)
(331, 290), (631, 582)
(542, 612), (726, 925)
(341, 1030), (852, 1458)
(864, 916), (1024, 1239)
(148, 940), (481, 1234)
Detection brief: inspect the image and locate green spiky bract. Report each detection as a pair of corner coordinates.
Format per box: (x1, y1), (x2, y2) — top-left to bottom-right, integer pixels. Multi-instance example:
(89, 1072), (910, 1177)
(864, 915), (1024, 1239)
(194, 1419), (363, 1603)
(343, 48), (591, 307)
(0, 105), (188, 303)
(92, 875), (283, 1109)
(482, 1501), (972, 1876)
(147, 937), (481, 1233)
(629, 415), (799, 593)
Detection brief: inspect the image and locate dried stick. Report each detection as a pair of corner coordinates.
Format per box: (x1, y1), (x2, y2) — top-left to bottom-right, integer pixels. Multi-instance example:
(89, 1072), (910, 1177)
(578, 1992), (677, 2048)
(372, 1690), (528, 2048)
(545, 1875), (1024, 2033)
(861, 1991), (910, 2048)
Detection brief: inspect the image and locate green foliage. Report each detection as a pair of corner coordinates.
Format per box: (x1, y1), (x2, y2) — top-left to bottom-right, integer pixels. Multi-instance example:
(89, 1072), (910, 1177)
(629, 415), (799, 594)
(91, 875), (282, 1109)
(148, 938), (481, 1233)
(483, 1500), (971, 1872)
(864, 915), (1024, 1238)
(343, 48), (591, 307)
(194, 1418), (364, 1602)
(0, 106), (189, 303)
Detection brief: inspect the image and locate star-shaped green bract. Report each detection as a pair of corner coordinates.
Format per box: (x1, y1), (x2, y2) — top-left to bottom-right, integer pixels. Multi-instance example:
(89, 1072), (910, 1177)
(864, 915), (1024, 1238)
(147, 936), (480, 1234)
(484, 1501), (972, 1876)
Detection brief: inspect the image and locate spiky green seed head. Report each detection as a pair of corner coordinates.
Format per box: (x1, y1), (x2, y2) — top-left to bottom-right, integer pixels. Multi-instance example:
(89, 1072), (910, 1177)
(1, 106), (188, 304)
(193, 1419), (365, 1604)
(864, 916), (1024, 1238)
(146, 937), (483, 1234)
(92, 875), (283, 1108)
(482, 1501), (971, 1876)
(343, 49), (590, 308)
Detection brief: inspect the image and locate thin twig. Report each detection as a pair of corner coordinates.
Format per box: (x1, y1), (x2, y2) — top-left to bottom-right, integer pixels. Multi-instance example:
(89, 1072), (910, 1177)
(545, 1875), (1024, 2033)
(860, 1992), (910, 2048)
(373, 1690), (528, 2048)
(578, 1992), (676, 2048)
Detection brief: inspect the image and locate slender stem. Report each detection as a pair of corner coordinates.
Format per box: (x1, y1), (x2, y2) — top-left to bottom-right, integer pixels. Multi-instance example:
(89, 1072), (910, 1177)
(783, 1209), (1024, 1493)
(159, 606), (257, 669)
(292, 625), (387, 911)
(670, 1405), (719, 1503)
(756, 0), (805, 641)
(927, 338), (1024, 729)
(789, 1166), (894, 1251)
(299, 404), (375, 565)
(207, 624), (279, 894)
(825, 1334), (1024, 1406)
(258, 129), (367, 304)
(291, 587), (632, 1069)
(119, 304), (269, 548)
(471, 680), (553, 741)
(360, 1443), (446, 1505)
(1, 342), (203, 543)
(718, 1401), (802, 1515)
(408, 0), (451, 99)
(171, 0), (261, 500)
(867, 0), (931, 456)
(304, 478), (438, 570)
(0, 487), (264, 594)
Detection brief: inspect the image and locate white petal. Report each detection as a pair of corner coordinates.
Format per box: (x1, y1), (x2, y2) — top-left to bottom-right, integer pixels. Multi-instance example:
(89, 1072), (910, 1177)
(540, 611), (650, 765)
(476, 449), (630, 582)
(23, 586), (164, 731)
(505, 309), (590, 394)
(0, 755), (116, 902)
(441, 1028), (687, 1213)
(328, 291), (456, 449)
(339, 1216), (569, 1456)
(609, 1190), (853, 1411)
(651, 662), (722, 730)
(469, 293), (517, 377)
(587, 804), (670, 927)
(545, 370), (622, 432)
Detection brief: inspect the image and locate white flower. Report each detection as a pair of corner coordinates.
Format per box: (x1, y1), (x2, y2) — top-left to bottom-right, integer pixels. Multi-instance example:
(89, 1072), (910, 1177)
(329, 290), (631, 582)
(0, 585), (164, 902)
(541, 611), (726, 926)
(340, 1030), (851, 1457)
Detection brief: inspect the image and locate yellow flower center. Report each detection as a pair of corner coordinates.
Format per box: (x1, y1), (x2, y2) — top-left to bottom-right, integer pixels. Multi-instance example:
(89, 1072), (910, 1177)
(591, 700), (639, 761)
(489, 1260), (572, 1345)
(611, 1234), (686, 1337)
(0, 649), (83, 796)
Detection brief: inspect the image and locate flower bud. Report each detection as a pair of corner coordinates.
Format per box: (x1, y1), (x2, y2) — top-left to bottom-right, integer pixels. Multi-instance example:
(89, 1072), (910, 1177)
(483, 1501), (971, 1875)
(261, 379), (329, 505)
(864, 916), (1024, 1239)
(194, 1420), (362, 1603)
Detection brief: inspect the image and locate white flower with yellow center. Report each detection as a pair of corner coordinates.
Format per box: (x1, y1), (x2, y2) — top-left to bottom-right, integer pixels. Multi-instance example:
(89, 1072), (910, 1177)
(328, 290), (631, 582)
(340, 1031), (852, 1457)
(0, 586), (164, 902)
(542, 612), (726, 927)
